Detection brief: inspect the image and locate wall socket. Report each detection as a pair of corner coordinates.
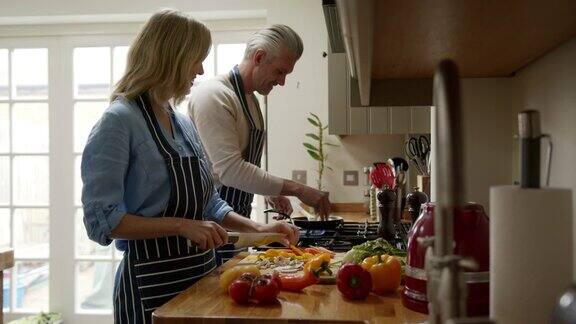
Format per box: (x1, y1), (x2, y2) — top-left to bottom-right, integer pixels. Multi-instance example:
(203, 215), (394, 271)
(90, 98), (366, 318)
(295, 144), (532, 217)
(292, 170), (307, 184)
(343, 170), (359, 186)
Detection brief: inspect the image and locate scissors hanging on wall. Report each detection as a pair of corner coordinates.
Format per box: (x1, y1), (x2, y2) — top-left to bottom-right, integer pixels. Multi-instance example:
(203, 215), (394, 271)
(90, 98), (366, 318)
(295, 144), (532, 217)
(405, 135), (430, 175)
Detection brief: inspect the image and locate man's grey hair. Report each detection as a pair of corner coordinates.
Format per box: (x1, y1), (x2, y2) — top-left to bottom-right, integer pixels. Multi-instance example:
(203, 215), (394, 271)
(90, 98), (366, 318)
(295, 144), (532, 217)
(244, 24), (303, 60)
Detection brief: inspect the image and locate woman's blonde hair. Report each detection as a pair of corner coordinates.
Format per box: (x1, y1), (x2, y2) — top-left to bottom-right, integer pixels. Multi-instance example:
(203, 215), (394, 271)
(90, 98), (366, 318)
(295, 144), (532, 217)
(112, 9), (211, 105)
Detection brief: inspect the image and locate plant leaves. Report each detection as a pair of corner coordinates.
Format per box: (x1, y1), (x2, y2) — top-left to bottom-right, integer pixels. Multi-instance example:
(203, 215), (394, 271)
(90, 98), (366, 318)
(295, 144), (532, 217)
(309, 112), (321, 122)
(307, 150), (322, 161)
(305, 133), (320, 141)
(326, 166), (334, 171)
(324, 142), (339, 147)
(323, 125), (328, 130)
(307, 118), (319, 126)
(303, 143), (318, 151)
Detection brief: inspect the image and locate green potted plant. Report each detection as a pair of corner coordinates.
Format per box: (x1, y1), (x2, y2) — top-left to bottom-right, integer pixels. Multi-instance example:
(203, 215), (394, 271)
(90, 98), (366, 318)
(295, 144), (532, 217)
(302, 112), (338, 191)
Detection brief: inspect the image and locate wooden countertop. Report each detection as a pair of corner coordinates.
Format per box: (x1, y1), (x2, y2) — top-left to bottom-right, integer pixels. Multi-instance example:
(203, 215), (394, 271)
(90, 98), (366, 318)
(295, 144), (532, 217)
(0, 248), (14, 272)
(153, 253), (427, 324)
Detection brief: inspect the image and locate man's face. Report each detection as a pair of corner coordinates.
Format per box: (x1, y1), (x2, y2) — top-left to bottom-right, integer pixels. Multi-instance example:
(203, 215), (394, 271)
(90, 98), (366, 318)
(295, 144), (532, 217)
(252, 46), (297, 95)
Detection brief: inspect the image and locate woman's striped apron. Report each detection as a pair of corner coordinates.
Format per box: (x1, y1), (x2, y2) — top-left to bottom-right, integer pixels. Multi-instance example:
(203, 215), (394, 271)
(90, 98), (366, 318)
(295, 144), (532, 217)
(216, 65), (265, 266)
(114, 93), (216, 324)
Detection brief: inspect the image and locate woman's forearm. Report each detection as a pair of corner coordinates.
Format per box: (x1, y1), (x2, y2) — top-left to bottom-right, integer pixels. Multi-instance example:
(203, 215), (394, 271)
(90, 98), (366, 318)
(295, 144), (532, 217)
(110, 214), (184, 240)
(220, 211), (263, 233)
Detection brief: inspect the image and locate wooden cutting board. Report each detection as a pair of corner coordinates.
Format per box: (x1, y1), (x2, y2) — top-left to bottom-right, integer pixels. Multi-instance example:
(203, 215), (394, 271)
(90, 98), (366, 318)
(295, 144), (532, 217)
(235, 252), (346, 284)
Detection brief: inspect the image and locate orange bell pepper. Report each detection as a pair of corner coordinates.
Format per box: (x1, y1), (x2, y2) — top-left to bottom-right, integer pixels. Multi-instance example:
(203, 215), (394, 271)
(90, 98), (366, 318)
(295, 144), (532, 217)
(361, 254), (402, 295)
(303, 252), (332, 276)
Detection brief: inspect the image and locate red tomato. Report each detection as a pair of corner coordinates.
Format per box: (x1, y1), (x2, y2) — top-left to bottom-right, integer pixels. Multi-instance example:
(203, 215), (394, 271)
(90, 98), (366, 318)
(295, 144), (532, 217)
(228, 279), (252, 304)
(251, 275), (280, 304)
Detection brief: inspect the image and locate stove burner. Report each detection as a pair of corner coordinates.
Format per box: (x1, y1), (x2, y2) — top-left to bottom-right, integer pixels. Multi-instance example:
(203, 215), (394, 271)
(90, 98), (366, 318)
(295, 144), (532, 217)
(307, 229), (326, 236)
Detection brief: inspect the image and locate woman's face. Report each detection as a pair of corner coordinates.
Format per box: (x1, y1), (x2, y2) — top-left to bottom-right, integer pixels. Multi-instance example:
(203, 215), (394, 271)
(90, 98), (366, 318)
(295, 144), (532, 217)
(188, 61), (204, 89)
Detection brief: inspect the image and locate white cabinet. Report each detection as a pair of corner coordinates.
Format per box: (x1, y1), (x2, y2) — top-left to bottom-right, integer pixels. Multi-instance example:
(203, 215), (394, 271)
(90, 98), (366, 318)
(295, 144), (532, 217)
(328, 53), (431, 135)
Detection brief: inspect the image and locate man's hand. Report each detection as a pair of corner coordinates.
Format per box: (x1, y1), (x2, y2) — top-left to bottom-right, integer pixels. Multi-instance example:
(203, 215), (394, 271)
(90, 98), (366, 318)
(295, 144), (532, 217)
(258, 221), (300, 246)
(265, 196), (293, 215)
(298, 187), (331, 220)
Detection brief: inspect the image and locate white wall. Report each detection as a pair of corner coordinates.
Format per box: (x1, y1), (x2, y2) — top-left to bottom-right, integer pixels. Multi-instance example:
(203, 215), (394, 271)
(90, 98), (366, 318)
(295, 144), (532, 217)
(514, 37), (576, 274)
(459, 78), (518, 209)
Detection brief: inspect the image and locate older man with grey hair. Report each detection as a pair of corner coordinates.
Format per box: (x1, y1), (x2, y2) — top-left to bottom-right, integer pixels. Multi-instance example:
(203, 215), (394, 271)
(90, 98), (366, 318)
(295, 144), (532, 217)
(189, 24), (331, 265)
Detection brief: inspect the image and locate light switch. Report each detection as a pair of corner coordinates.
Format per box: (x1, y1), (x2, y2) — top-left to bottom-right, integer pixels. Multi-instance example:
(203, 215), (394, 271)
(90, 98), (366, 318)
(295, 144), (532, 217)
(343, 170), (359, 186)
(292, 170), (307, 184)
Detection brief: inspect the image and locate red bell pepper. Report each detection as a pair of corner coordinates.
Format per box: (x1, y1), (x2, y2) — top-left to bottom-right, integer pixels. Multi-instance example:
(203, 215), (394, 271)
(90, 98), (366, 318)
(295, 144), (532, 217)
(336, 263), (372, 300)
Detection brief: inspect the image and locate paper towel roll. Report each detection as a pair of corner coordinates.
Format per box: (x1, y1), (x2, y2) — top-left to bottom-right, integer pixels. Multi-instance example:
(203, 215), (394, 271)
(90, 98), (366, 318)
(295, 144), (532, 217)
(490, 186), (573, 324)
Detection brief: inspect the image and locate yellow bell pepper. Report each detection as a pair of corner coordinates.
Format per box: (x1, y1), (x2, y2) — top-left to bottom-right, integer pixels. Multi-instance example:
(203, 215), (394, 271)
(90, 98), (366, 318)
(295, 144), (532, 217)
(361, 254), (401, 295)
(303, 252), (332, 276)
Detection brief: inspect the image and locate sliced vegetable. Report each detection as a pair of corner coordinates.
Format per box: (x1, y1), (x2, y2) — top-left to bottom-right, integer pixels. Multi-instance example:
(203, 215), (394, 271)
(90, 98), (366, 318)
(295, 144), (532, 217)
(336, 263), (372, 300)
(278, 269), (319, 292)
(289, 244), (305, 256)
(361, 254), (402, 295)
(219, 265), (260, 293)
(303, 253), (332, 276)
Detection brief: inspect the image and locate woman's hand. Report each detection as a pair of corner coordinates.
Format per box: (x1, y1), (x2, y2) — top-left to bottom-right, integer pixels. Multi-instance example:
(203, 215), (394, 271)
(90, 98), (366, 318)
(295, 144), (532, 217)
(179, 219), (228, 250)
(265, 196), (293, 215)
(258, 221), (300, 246)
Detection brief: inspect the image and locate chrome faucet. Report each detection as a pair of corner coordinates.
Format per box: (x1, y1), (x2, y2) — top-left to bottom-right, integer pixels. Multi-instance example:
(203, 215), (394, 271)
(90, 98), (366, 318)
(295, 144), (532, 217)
(421, 60), (494, 324)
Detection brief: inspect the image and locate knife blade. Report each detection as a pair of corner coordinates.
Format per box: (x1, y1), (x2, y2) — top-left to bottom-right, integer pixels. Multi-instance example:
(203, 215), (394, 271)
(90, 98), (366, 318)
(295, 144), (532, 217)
(187, 232), (287, 249)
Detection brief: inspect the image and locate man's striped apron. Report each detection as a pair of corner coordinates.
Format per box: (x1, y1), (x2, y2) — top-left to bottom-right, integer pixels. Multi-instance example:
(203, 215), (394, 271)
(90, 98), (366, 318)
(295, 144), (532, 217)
(113, 93), (216, 324)
(216, 65), (265, 265)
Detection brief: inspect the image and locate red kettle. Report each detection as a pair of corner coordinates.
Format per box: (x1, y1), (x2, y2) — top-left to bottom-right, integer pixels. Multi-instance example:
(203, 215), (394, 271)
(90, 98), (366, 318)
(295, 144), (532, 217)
(402, 202), (490, 316)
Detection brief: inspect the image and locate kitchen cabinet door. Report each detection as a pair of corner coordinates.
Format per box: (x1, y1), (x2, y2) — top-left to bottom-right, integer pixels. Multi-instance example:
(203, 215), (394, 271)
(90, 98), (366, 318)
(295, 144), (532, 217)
(411, 106), (431, 133)
(349, 106), (368, 134)
(369, 107), (389, 134)
(328, 53), (348, 135)
(389, 107), (411, 134)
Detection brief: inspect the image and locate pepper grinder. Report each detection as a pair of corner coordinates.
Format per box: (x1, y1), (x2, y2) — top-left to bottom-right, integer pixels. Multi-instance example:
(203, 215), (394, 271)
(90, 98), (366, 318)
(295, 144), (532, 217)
(406, 186), (429, 223)
(377, 186), (396, 241)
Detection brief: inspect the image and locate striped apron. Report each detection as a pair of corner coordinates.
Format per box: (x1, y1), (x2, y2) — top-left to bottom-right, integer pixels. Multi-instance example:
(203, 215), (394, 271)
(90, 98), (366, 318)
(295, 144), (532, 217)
(215, 65), (265, 265)
(113, 93), (216, 324)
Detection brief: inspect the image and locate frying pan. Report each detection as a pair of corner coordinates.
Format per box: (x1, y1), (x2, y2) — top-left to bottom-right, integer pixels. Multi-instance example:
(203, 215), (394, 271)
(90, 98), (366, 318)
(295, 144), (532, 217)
(291, 215), (344, 230)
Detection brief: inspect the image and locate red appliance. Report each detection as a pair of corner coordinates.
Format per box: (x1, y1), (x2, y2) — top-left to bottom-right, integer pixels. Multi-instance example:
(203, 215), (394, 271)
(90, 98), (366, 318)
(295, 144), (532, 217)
(402, 202), (489, 316)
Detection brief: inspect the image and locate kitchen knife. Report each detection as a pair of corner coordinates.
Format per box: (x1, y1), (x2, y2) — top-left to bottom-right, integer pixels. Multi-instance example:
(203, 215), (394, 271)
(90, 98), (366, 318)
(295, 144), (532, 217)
(187, 232), (287, 249)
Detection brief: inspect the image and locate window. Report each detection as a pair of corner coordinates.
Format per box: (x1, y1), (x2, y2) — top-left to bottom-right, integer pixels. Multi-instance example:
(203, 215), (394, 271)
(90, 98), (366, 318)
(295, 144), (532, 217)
(1, 47), (50, 313)
(1, 28), (261, 323)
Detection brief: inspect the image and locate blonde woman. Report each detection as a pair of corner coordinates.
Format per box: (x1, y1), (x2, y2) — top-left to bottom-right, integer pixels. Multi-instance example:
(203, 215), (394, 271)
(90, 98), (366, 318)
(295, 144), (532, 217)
(81, 10), (299, 323)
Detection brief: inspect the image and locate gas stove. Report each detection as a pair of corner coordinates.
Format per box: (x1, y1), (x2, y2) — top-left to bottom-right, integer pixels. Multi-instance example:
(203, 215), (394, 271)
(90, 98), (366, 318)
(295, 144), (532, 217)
(296, 221), (410, 252)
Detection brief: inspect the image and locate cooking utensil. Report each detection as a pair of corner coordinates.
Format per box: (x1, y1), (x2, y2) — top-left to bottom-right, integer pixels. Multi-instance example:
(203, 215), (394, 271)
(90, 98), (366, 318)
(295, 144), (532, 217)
(187, 232), (287, 249)
(405, 136), (430, 175)
(291, 215), (344, 230)
(227, 232), (287, 248)
(263, 208), (295, 226)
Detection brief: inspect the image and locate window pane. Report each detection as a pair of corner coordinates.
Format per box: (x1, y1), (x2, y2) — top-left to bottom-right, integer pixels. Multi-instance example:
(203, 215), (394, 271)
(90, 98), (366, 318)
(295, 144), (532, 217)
(14, 209), (49, 258)
(12, 103), (49, 153)
(0, 157), (9, 205)
(0, 49), (7, 99)
(0, 208), (9, 250)
(12, 49), (48, 99)
(14, 261), (49, 312)
(216, 44), (246, 75)
(74, 47), (110, 98)
(0, 103), (9, 153)
(75, 209), (110, 257)
(75, 156), (82, 206)
(76, 261), (113, 312)
(13, 156), (48, 205)
(74, 101), (107, 153)
(112, 46), (129, 84)
(194, 45), (214, 83)
(3, 269), (11, 311)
